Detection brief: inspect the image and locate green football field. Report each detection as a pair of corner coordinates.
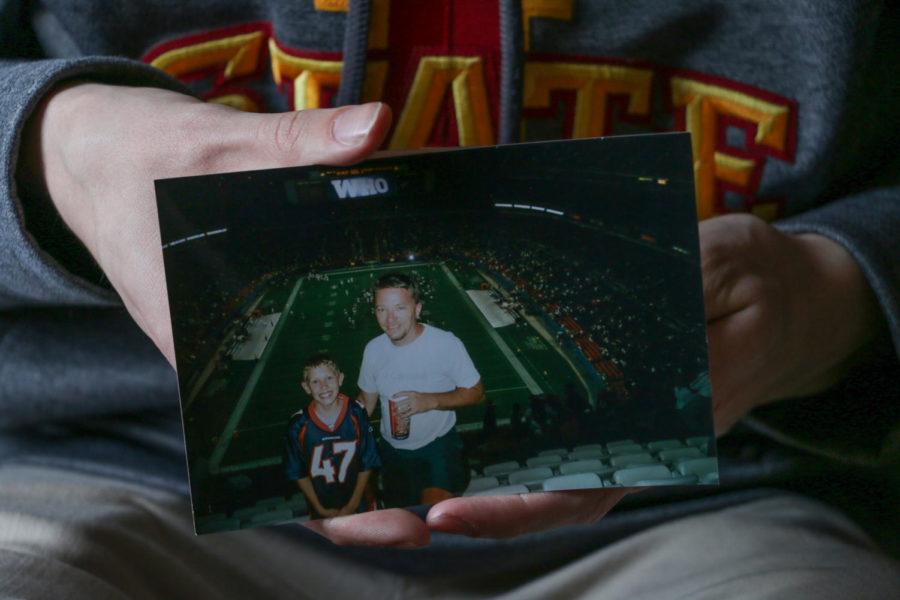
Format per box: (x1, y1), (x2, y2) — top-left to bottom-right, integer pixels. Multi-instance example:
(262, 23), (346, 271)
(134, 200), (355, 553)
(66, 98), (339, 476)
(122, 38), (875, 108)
(191, 261), (599, 475)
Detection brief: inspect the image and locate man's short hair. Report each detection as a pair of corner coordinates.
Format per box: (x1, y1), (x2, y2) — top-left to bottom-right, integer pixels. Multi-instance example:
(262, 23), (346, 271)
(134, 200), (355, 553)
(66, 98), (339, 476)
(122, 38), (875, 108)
(301, 353), (342, 382)
(373, 272), (421, 304)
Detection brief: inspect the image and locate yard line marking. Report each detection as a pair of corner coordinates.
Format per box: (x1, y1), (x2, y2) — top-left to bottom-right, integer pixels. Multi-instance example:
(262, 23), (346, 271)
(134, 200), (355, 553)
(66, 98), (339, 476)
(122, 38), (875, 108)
(484, 385), (529, 394)
(440, 264), (542, 394)
(210, 277), (303, 474)
(219, 456), (282, 473)
(184, 291), (268, 411)
(478, 268), (595, 404)
(324, 262), (427, 277)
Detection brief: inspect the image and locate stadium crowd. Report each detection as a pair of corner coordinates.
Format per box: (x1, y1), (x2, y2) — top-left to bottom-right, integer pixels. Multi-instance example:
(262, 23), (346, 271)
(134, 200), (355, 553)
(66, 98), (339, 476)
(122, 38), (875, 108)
(168, 202), (706, 429)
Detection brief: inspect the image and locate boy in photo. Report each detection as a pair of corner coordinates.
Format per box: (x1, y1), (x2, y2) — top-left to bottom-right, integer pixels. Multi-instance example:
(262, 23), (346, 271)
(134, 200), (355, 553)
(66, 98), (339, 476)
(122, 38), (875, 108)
(284, 354), (380, 519)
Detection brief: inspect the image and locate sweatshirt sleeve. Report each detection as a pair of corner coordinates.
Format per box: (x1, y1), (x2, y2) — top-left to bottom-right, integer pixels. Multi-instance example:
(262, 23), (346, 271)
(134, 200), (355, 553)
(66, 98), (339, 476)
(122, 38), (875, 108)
(0, 57), (190, 310)
(753, 187), (900, 467)
(776, 186), (900, 358)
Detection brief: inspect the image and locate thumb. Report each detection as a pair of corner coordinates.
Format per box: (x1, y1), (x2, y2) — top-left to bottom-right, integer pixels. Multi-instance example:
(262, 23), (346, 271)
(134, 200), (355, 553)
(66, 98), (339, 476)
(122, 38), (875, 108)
(234, 102), (392, 170)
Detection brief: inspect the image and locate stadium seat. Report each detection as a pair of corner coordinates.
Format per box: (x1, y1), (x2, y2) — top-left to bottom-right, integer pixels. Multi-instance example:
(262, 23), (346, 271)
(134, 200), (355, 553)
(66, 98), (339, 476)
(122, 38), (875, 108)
(607, 443), (645, 456)
(471, 484), (530, 497)
(285, 493), (309, 513)
(200, 512), (227, 522)
(507, 466), (554, 485)
(225, 474), (253, 491)
(686, 436), (710, 448)
(464, 476), (501, 495)
(605, 439), (635, 449)
(248, 508), (294, 527)
(196, 517), (241, 533)
(568, 448), (606, 461)
(539, 448), (569, 457)
(609, 453), (657, 468)
(270, 501), (301, 516)
(232, 506), (259, 520)
(483, 461), (521, 477)
(559, 459), (605, 475)
(647, 439), (683, 451)
(633, 474), (699, 486)
(658, 447), (703, 463)
(542, 473), (603, 491)
(254, 496), (286, 510)
(526, 454), (564, 468)
(612, 465), (672, 486)
(573, 444), (605, 452)
(677, 457), (718, 479)
(701, 471), (720, 484)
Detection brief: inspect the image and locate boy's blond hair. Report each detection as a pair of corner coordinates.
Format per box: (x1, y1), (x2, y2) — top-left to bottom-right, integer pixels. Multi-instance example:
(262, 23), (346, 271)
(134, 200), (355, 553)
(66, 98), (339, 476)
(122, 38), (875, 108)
(301, 353), (342, 383)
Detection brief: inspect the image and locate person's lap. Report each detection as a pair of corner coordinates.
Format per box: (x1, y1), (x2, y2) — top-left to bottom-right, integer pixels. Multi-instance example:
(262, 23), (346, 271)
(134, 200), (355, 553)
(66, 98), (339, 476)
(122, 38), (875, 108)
(1, 456), (897, 599)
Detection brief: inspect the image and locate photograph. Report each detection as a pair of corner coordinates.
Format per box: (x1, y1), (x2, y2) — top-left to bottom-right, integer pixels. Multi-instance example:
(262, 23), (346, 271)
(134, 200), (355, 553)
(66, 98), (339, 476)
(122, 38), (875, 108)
(155, 133), (718, 534)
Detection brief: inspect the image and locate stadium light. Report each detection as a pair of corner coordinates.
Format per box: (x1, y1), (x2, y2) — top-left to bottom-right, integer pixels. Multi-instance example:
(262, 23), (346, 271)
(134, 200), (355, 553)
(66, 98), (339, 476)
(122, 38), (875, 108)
(161, 227), (228, 250)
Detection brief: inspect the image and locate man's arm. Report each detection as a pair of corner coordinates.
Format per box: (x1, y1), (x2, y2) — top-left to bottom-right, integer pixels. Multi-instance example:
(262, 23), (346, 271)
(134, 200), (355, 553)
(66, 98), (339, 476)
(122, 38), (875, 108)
(357, 389), (379, 417)
(394, 380), (484, 416)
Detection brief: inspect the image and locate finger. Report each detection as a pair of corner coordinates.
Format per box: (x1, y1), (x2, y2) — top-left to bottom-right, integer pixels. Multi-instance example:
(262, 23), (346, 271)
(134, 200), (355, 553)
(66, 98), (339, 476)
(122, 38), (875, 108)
(427, 489), (629, 539)
(231, 102), (392, 171)
(303, 508), (430, 548)
(707, 305), (768, 435)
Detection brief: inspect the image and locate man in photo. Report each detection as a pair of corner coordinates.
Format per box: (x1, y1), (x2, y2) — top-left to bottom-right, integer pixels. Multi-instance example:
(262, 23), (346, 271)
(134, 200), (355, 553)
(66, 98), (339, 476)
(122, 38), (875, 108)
(357, 273), (484, 507)
(285, 354), (380, 519)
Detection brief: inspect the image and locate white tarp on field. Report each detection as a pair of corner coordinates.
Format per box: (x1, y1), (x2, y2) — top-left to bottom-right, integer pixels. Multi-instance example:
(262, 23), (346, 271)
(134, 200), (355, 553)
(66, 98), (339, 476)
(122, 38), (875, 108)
(231, 313), (280, 360)
(466, 291), (515, 328)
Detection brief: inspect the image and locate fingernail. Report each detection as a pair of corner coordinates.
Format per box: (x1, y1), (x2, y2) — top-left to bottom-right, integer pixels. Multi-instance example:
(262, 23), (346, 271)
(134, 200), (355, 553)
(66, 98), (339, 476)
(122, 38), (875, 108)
(333, 103), (381, 146)
(429, 514), (477, 537)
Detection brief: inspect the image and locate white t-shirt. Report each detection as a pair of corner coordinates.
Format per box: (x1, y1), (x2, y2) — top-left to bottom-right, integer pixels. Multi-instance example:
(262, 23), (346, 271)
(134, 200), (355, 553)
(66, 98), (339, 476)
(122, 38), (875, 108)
(358, 324), (481, 450)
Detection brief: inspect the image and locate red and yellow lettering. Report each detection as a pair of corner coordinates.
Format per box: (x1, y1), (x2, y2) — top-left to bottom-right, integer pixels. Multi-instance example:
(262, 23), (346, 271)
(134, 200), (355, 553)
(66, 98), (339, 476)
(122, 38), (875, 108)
(269, 40), (388, 111)
(143, 18), (798, 222)
(522, 0), (573, 51)
(143, 24), (270, 111)
(314, 0), (391, 49)
(523, 61), (653, 138)
(670, 77), (795, 220)
(390, 56), (494, 149)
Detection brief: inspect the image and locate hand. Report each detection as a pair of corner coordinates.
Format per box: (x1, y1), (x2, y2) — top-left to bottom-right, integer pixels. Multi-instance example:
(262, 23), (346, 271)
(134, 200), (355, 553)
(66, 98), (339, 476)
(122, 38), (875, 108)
(391, 391), (434, 416)
(337, 503), (357, 517)
(304, 489), (630, 547)
(700, 214), (879, 434)
(27, 83), (391, 365)
(316, 507), (340, 519)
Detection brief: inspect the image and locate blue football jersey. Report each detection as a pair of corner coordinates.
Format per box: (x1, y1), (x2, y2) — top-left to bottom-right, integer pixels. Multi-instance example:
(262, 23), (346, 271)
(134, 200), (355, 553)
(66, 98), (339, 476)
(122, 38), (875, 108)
(284, 394), (380, 513)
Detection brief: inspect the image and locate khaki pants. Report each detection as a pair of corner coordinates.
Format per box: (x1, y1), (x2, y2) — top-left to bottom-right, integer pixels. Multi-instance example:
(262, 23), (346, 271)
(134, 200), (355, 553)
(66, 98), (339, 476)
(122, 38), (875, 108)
(1, 464), (897, 599)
